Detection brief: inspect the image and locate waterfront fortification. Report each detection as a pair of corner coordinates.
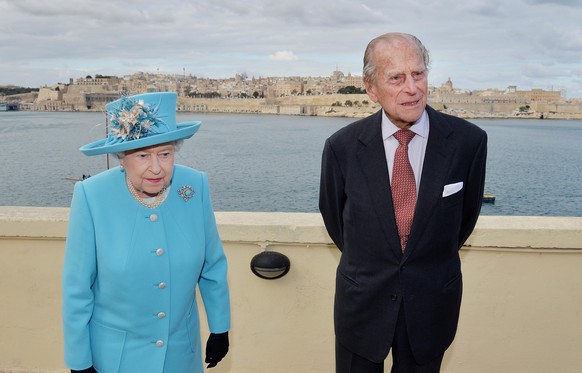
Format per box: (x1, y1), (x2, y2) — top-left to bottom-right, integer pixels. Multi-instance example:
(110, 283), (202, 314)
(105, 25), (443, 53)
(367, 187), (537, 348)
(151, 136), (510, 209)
(4, 72), (582, 119)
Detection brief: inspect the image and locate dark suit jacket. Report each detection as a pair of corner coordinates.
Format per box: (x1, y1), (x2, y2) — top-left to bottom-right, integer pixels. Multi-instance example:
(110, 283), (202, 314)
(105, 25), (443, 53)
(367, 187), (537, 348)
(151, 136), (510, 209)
(319, 106), (487, 364)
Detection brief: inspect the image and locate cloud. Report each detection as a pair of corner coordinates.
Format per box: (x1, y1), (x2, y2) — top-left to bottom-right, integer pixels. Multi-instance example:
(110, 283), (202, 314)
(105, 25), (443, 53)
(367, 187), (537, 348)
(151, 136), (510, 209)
(526, 0), (581, 6)
(268, 51), (299, 62)
(1, 0), (582, 97)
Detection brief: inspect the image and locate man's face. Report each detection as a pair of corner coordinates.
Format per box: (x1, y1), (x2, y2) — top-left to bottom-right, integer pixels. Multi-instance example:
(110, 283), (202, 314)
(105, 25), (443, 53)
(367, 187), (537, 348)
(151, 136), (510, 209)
(365, 38), (428, 129)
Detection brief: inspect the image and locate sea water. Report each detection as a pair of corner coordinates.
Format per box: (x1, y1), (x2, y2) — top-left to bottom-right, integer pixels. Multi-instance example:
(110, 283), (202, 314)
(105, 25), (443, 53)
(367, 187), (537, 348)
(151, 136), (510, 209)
(1, 111), (581, 216)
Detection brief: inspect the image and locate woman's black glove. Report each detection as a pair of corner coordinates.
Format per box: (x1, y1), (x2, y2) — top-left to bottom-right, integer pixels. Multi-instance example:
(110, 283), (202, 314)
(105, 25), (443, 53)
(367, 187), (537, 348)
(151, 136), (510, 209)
(71, 367), (97, 373)
(205, 331), (229, 368)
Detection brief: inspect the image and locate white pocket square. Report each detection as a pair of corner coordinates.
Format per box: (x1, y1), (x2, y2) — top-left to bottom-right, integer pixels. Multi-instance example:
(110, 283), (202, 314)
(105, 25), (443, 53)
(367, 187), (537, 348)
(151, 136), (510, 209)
(442, 182), (463, 197)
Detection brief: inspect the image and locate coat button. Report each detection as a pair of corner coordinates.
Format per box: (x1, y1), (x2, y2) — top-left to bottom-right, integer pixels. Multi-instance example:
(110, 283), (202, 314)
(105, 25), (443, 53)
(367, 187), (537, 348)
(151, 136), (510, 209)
(156, 340), (164, 347)
(157, 312), (166, 319)
(156, 248), (164, 256)
(158, 282), (167, 289)
(150, 214), (158, 222)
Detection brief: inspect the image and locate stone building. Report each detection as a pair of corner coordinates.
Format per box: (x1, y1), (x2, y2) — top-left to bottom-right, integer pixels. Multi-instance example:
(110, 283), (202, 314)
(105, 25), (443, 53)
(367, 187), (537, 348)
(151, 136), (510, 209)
(514, 88), (562, 102)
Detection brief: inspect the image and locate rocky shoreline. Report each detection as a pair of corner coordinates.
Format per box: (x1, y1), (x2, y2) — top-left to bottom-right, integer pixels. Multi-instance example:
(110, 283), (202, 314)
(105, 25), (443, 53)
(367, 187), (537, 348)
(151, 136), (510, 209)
(3, 92), (582, 120)
(176, 95), (582, 120)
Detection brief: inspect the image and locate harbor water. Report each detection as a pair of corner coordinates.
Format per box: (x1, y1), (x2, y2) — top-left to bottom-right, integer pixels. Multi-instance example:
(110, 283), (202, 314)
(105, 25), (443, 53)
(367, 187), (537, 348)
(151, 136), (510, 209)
(1, 111), (581, 216)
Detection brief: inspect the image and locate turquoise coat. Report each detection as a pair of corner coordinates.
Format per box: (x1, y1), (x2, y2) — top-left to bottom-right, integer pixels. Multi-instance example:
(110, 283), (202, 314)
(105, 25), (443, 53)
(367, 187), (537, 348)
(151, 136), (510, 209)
(62, 165), (230, 373)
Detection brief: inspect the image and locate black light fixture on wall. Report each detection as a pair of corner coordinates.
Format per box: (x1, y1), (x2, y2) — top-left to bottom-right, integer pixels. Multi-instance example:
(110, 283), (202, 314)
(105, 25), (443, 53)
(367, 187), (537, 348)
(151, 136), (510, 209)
(250, 251), (291, 280)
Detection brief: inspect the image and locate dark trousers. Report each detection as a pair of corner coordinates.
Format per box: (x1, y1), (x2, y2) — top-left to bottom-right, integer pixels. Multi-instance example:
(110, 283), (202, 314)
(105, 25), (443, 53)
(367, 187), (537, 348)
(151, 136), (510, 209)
(336, 303), (445, 373)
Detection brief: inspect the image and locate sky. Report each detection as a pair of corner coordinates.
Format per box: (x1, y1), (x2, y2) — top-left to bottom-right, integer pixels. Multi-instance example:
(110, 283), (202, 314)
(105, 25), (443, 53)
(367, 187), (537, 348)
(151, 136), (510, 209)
(1, 0), (581, 98)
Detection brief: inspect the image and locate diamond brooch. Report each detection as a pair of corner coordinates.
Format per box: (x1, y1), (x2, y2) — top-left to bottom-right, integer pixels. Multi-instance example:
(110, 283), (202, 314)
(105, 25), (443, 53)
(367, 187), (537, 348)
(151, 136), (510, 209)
(178, 185), (195, 202)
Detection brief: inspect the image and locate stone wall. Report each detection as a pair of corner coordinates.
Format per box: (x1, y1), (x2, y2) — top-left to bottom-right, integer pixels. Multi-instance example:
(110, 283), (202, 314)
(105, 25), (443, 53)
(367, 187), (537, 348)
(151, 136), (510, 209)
(1, 207), (582, 373)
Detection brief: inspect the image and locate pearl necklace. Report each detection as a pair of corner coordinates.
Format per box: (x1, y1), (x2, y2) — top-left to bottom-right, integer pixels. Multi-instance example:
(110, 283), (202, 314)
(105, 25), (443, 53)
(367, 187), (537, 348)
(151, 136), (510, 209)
(126, 178), (168, 209)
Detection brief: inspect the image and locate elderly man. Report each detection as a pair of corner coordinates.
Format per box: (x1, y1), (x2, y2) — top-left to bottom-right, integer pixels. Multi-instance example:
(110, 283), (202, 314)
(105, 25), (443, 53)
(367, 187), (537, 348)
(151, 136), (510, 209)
(319, 32), (487, 373)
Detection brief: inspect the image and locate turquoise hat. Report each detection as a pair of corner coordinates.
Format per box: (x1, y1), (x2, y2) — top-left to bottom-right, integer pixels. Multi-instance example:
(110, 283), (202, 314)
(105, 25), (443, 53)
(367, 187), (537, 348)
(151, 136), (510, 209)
(80, 92), (200, 156)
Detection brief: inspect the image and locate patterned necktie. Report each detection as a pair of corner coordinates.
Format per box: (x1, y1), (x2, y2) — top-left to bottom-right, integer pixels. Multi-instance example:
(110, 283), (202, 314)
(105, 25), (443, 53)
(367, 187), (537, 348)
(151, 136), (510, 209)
(392, 129), (417, 252)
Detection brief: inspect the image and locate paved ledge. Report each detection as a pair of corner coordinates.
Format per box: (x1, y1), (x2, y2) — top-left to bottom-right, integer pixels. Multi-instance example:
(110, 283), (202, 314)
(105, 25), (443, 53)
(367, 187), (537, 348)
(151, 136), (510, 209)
(2, 206), (582, 250)
(216, 211), (332, 245)
(467, 215), (582, 250)
(0, 206), (69, 238)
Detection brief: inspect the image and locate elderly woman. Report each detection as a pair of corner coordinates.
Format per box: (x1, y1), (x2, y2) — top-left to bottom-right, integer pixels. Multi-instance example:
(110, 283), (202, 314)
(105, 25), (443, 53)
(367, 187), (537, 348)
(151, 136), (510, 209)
(62, 92), (230, 373)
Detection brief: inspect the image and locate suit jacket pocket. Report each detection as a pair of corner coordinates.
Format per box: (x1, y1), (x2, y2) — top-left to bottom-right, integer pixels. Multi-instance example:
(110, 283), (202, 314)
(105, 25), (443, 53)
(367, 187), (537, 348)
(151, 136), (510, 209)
(337, 269), (359, 288)
(442, 182), (463, 197)
(444, 272), (462, 289)
(187, 300), (202, 354)
(90, 320), (126, 373)
(441, 187), (464, 208)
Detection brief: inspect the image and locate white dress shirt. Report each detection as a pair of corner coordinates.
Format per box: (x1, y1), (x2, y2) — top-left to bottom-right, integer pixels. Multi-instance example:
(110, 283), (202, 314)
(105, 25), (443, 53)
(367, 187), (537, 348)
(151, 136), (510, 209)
(381, 109), (430, 193)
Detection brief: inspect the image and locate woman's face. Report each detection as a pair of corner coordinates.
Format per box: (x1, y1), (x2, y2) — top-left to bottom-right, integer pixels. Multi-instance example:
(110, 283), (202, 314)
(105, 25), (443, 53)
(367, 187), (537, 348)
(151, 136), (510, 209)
(120, 143), (175, 197)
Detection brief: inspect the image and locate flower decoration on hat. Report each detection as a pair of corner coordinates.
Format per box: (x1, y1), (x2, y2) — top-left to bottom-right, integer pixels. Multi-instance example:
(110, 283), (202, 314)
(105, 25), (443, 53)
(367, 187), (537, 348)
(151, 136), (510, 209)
(80, 92), (201, 156)
(109, 96), (165, 141)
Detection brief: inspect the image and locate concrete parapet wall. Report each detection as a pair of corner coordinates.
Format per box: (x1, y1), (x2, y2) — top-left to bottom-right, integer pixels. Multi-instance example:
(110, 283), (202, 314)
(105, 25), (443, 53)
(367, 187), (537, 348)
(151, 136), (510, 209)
(1, 207), (581, 373)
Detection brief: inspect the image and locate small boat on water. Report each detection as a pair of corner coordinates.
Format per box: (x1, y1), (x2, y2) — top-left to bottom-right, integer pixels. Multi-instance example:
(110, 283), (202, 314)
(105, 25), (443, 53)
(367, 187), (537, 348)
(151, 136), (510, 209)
(0, 102), (19, 111)
(64, 175), (91, 183)
(482, 193), (496, 203)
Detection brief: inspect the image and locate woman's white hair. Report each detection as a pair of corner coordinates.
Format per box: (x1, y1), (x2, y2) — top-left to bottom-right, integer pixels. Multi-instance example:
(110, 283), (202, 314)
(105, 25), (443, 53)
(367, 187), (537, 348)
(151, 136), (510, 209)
(113, 140), (184, 160)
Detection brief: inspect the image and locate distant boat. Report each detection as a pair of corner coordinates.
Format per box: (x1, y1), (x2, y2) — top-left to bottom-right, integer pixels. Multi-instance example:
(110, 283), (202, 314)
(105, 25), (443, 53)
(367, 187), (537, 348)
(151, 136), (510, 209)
(64, 112), (109, 184)
(64, 175), (91, 183)
(0, 102), (19, 111)
(483, 193), (496, 203)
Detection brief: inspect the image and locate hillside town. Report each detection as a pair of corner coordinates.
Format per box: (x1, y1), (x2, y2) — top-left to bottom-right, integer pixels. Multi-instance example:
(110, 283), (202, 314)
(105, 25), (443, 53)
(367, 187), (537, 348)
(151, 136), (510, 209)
(2, 71), (582, 119)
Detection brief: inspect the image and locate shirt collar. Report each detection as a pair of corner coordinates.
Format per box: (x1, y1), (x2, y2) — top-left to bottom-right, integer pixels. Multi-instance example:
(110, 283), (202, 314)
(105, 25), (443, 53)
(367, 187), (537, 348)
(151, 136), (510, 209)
(381, 109), (429, 141)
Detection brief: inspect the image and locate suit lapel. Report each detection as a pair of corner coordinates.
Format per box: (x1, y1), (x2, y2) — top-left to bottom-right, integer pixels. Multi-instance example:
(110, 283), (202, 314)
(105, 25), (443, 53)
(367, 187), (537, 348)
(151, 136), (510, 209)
(405, 107), (455, 256)
(355, 108), (457, 258)
(356, 111), (403, 254)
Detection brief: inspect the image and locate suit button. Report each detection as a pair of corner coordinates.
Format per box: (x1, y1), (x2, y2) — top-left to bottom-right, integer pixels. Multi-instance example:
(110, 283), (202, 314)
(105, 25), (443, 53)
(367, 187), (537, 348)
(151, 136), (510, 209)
(158, 282), (167, 289)
(156, 248), (164, 256)
(150, 214), (158, 222)
(157, 312), (166, 319)
(156, 340), (164, 347)
(391, 295), (398, 301)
